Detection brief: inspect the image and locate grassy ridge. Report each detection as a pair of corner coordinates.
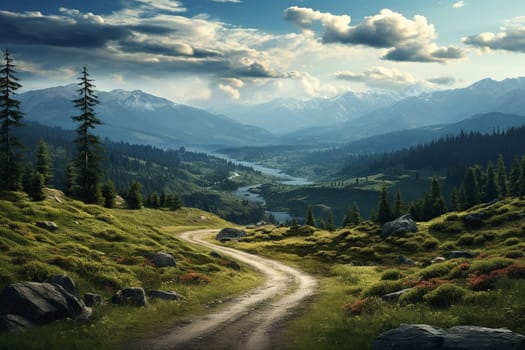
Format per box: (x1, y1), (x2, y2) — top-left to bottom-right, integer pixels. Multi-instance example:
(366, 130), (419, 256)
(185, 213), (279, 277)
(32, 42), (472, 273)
(229, 196), (525, 349)
(0, 189), (261, 349)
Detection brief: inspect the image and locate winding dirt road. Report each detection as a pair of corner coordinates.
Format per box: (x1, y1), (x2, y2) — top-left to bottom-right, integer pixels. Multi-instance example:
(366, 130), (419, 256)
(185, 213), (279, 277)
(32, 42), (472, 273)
(133, 229), (317, 350)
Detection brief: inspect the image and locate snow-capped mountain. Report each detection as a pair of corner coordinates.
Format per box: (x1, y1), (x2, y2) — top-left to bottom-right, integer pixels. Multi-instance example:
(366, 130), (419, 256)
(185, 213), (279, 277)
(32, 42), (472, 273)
(18, 85), (275, 148)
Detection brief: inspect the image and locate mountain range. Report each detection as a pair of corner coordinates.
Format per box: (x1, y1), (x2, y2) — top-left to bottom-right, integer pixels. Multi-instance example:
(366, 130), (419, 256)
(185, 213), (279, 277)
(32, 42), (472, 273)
(19, 85), (275, 148)
(17, 77), (525, 150)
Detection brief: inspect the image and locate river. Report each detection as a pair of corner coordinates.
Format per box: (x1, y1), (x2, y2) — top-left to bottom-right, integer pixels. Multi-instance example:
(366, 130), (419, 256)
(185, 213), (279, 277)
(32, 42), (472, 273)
(211, 153), (313, 224)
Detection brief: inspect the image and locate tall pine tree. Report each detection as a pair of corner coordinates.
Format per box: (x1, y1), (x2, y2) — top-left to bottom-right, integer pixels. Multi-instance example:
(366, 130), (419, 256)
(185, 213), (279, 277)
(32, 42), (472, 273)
(36, 139), (52, 185)
(509, 157), (521, 197)
(497, 155), (508, 197)
(377, 185), (392, 224)
(306, 205), (316, 226)
(484, 161), (499, 201)
(72, 67), (103, 203)
(0, 50), (24, 190)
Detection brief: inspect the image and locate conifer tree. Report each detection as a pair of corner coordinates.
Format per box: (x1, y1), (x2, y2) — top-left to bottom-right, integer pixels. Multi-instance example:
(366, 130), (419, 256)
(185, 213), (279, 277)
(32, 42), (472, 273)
(348, 202), (361, 225)
(150, 191), (160, 209)
(64, 161), (79, 196)
(327, 210), (335, 231)
(306, 205), (316, 226)
(393, 190), (403, 218)
(101, 180), (116, 208)
(377, 185), (392, 224)
(167, 193), (183, 211)
(127, 181), (143, 209)
(450, 188), (460, 212)
(497, 155), (508, 197)
(464, 167), (480, 208)
(29, 172), (45, 201)
(0, 50), (24, 190)
(520, 156), (525, 196)
(508, 157), (521, 197)
(484, 161), (499, 201)
(36, 139), (52, 185)
(72, 66), (103, 203)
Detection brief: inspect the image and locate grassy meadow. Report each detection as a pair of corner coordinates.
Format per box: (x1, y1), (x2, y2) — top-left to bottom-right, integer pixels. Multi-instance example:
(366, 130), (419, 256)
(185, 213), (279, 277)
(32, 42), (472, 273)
(227, 196), (525, 349)
(0, 189), (261, 349)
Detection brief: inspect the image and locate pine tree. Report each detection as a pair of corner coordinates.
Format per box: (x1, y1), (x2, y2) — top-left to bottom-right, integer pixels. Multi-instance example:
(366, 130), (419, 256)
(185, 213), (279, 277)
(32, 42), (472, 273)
(306, 205), (316, 226)
(36, 139), (51, 185)
(327, 210), (335, 231)
(167, 193), (183, 211)
(393, 190), (403, 218)
(450, 188), (460, 212)
(348, 202), (361, 225)
(497, 155), (508, 197)
(509, 157), (521, 196)
(520, 156), (525, 196)
(21, 164), (33, 194)
(72, 66), (103, 204)
(65, 161), (79, 195)
(484, 161), (499, 201)
(127, 181), (143, 209)
(0, 50), (24, 190)
(377, 185), (392, 224)
(101, 181), (116, 208)
(150, 191), (160, 209)
(464, 167), (480, 208)
(29, 172), (45, 201)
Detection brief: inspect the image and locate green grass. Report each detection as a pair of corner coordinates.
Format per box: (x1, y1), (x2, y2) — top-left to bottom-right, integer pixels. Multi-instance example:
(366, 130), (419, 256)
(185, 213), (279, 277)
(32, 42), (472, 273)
(0, 189), (262, 349)
(228, 196), (525, 349)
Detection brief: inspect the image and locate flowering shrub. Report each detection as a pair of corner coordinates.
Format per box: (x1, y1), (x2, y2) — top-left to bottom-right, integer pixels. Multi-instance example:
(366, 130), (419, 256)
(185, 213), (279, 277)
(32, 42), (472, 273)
(399, 279), (449, 305)
(343, 297), (383, 315)
(178, 272), (210, 284)
(468, 263), (525, 290)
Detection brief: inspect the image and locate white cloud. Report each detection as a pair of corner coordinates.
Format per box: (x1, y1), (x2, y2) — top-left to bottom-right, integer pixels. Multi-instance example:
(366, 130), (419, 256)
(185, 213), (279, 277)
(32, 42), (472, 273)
(218, 83), (241, 99)
(463, 17), (525, 53)
(335, 66), (417, 88)
(453, 1), (466, 9)
(285, 7), (465, 63)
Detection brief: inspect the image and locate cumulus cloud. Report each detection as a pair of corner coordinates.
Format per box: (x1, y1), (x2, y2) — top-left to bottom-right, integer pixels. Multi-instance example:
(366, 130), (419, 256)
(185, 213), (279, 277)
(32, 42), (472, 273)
(218, 83), (241, 99)
(463, 17), (525, 53)
(453, 1), (466, 9)
(284, 7), (465, 63)
(335, 66), (417, 88)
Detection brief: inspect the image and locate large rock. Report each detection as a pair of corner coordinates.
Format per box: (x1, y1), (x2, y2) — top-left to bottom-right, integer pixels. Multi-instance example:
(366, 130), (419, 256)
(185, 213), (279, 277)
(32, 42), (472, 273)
(148, 290), (183, 301)
(382, 215), (418, 237)
(45, 275), (78, 296)
(35, 221), (58, 231)
(111, 288), (147, 307)
(0, 314), (35, 332)
(0, 282), (91, 329)
(372, 324), (525, 350)
(216, 228), (246, 241)
(150, 252), (177, 268)
(84, 293), (104, 307)
(464, 212), (485, 227)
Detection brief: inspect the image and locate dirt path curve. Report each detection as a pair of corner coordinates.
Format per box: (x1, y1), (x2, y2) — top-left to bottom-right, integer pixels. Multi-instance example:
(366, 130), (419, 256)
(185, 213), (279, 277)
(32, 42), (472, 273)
(132, 229), (317, 350)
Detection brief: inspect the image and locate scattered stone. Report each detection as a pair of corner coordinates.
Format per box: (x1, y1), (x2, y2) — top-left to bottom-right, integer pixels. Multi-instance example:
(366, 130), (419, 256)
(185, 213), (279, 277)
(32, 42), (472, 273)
(210, 251), (222, 259)
(54, 196), (62, 204)
(397, 255), (416, 265)
(45, 275), (78, 296)
(372, 324), (525, 350)
(35, 221), (58, 231)
(464, 212), (485, 227)
(382, 288), (413, 302)
(447, 250), (477, 259)
(84, 293), (104, 307)
(225, 260), (241, 271)
(150, 252), (177, 268)
(431, 257), (446, 264)
(0, 314), (35, 332)
(111, 288), (147, 307)
(148, 290), (183, 301)
(0, 282), (91, 329)
(216, 228), (246, 241)
(381, 214), (418, 237)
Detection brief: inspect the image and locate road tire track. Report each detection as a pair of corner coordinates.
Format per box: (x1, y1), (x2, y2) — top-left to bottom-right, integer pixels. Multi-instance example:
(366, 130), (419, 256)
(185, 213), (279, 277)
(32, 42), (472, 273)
(131, 229), (317, 350)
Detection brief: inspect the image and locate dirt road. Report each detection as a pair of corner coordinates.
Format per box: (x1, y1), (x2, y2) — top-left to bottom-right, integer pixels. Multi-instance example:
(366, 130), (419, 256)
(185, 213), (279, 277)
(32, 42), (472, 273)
(133, 229), (317, 350)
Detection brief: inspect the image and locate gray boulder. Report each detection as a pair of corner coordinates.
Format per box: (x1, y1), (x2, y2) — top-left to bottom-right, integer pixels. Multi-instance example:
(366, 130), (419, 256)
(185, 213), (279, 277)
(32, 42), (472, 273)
(150, 252), (177, 268)
(372, 324), (525, 350)
(111, 288), (147, 307)
(0, 314), (35, 332)
(382, 215), (418, 237)
(35, 221), (58, 231)
(148, 290), (183, 301)
(464, 212), (485, 227)
(397, 255), (416, 266)
(447, 251), (477, 259)
(382, 288), (413, 302)
(0, 282), (91, 329)
(216, 228), (246, 241)
(84, 293), (104, 307)
(45, 275), (78, 296)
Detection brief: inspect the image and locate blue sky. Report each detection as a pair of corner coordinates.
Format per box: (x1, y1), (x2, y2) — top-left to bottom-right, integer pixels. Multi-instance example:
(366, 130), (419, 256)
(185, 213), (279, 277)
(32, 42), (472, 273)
(2, 0), (525, 107)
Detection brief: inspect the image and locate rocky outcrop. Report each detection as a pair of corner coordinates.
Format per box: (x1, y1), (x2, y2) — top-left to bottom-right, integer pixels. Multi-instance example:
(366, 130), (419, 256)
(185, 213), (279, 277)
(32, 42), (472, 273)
(216, 228), (246, 241)
(148, 290), (183, 301)
(84, 293), (104, 307)
(0, 282), (91, 331)
(35, 221), (58, 231)
(447, 251), (477, 259)
(382, 215), (418, 237)
(150, 252), (177, 268)
(45, 275), (78, 296)
(372, 324), (525, 350)
(111, 288), (147, 307)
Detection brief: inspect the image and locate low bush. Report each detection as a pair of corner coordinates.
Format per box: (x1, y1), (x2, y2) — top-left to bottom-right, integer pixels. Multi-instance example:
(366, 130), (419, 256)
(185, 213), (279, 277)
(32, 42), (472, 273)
(419, 262), (456, 280)
(505, 237), (520, 246)
(343, 297), (384, 315)
(457, 233), (475, 246)
(178, 272), (210, 284)
(363, 280), (404, 298)
(423, 284), (466, 308)
(380, 269), (403, 280)
(399, 279), (449, 305)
